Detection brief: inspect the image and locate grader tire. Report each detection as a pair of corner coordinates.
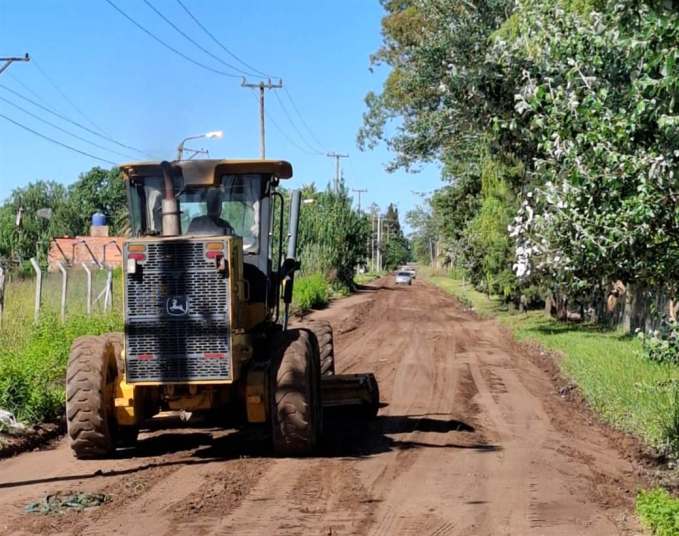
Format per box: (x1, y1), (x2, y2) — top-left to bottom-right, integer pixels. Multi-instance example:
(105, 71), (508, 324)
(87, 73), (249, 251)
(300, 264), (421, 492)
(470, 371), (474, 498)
(270, 329), (321, 456)
(307, 321), (335, 376)
(103, 332), (124, 373)
(66, 335), (117, 459)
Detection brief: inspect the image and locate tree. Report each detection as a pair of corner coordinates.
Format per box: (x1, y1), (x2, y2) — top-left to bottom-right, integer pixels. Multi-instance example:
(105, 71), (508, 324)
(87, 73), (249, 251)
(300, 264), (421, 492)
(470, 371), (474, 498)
(0, 181), (71, 262)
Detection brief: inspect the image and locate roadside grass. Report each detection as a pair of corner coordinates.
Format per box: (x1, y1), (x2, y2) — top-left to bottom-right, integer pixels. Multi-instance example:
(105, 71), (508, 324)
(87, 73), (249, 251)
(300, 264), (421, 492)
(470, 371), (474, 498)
(0, 270), (124, 425)
(292, 273), (330, 312)
(354, 271), (385, 286)
(637, 488), (679, 536)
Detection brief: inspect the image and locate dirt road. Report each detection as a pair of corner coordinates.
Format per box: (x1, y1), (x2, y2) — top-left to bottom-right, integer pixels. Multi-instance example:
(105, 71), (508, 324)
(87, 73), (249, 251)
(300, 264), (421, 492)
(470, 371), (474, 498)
(0, 279), (643, 535)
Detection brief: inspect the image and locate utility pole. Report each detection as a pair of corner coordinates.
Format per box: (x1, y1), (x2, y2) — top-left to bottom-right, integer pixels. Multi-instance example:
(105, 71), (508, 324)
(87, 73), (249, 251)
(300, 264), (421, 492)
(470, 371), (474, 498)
(352, 188), (367, 212)
(241, 78), (283, 159)
(0, 53), (29, 75)
(326, 152), (348, 192)
(377, 213), (382, 272)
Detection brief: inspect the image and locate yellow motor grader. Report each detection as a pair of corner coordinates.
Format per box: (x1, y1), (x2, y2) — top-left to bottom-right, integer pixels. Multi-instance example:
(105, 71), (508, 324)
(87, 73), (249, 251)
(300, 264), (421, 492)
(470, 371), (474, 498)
(65, 159), (378, 458)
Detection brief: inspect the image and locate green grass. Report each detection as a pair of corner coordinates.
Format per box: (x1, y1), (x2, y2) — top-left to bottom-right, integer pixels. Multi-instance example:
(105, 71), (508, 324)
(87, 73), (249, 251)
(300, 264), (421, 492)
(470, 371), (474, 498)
(354, 271), (386, 285)
(292, 273), (329, 312)
(637, 488), (679, 536)
(424, 268), (679, 454)
(0, 269), (124, 424)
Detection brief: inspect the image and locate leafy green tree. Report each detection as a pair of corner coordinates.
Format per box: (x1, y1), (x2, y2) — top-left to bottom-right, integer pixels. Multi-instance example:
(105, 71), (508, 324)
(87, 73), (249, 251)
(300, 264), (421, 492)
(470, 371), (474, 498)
(0, 181), (72, 262)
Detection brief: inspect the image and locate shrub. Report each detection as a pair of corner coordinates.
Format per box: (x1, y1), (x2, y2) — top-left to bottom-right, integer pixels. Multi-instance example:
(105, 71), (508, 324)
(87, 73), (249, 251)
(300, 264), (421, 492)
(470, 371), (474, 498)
(636, 488), (679, 536)
(639, 320), (679, 365)
(292, 273), (329, 312)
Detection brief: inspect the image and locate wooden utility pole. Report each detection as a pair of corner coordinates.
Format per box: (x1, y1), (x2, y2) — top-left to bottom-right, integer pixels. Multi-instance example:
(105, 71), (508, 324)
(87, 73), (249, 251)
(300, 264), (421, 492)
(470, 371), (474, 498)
(352, 188), (367, 212)
(0, 53), (29, 75)
(241, 78), (283, 159)
(326, 152), (348, 192)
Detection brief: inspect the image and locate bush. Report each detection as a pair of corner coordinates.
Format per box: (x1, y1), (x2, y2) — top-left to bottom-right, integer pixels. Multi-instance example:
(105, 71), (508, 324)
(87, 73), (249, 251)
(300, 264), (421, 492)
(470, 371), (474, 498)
(636, 488), (679, 536)
(292, 273), (329, 312)
(639, 319), (679, 365)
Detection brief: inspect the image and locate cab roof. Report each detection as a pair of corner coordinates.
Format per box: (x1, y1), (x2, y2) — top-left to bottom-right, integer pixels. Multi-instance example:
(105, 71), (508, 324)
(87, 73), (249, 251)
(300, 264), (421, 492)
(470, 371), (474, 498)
(120, 159), (293, 185)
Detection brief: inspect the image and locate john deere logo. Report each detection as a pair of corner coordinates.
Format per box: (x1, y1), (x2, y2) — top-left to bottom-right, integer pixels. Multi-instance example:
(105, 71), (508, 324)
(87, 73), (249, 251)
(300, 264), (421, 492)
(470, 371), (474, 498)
(166, 296), (189, 316)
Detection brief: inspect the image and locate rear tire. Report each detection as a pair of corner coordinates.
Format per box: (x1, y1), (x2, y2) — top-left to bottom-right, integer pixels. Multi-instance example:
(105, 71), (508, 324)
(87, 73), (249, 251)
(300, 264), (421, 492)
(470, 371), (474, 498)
(270, 329), (321, 456)
(307, 321), (335, 376)
(66, 336), (117, 459)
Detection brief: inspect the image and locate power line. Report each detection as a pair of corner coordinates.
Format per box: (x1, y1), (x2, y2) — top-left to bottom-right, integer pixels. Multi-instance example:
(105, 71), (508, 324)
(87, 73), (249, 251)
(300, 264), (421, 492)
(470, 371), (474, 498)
(0, 84), (149, 156)
(32, 58), (109, 136)
(254, 93), (320, 157)
(272, 90), (323, 155)
(104, 0), (241, 79)
(0, 112), (117, 165)
(283, 87), (326, 151)
(7, 73), (48, 105)
(142, 0), (261, 78)
(0, 94), (136, 160)
(175, 0), (275, 79)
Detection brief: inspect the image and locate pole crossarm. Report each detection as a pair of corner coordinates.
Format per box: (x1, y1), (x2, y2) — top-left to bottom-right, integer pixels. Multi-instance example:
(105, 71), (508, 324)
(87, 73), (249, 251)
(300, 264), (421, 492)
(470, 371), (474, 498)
(326, 152), (349, 192)
(0, 53), (30, 76)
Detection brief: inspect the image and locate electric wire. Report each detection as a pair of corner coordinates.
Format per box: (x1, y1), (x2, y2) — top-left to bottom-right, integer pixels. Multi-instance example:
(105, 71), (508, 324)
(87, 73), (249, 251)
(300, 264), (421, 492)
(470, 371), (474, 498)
(32, 58), (110, 136)
(272, 90), (324, 155)
(244, 92), (318, 156)
(283, 86), (326, 152)
(143, 0), (262, 79)
(0, 112), (117, 165)
(175, 0), (276, 79)
(0, 94), (137, 160)
(104, 0), (241, 79)
(6, 73), (48, 106)
(0, 84), (150, 156)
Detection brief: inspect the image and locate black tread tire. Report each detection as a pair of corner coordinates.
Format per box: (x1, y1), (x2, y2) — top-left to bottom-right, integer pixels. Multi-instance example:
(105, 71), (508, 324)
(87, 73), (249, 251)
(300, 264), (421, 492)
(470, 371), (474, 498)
(270, 329), (321, 456)
(66, 335), (117, 459)
(103, 332), (125, 374)
(307, 321), (335, 376)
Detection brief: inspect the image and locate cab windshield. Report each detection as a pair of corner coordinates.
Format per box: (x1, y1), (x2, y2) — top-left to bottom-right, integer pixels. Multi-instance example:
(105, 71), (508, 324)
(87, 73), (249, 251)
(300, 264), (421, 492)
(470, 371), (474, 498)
(129, 173), (262, 253)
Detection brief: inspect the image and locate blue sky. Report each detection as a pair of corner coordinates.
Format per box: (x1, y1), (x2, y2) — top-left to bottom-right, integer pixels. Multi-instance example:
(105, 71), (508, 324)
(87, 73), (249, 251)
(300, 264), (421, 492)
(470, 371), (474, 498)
(0, 0), (442, 228)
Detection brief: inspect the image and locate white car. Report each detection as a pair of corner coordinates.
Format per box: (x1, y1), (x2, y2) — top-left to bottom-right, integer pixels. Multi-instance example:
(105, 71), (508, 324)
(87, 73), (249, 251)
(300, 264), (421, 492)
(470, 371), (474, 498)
(400, 266), (416, 279)
(395, 271), (412, 285)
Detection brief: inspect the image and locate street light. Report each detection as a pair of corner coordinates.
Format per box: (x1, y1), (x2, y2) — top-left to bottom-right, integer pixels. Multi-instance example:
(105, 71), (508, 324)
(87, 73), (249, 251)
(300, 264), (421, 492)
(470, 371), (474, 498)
(176, 130), (223, 161)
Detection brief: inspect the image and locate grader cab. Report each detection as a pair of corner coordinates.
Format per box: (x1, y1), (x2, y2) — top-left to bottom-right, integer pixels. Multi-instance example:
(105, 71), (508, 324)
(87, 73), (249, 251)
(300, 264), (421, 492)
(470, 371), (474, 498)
(65, 159), (378, 458)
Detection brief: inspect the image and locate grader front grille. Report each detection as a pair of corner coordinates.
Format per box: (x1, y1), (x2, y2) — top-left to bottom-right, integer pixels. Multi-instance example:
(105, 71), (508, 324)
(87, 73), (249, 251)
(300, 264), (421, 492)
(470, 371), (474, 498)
(124, 240), (232, 383)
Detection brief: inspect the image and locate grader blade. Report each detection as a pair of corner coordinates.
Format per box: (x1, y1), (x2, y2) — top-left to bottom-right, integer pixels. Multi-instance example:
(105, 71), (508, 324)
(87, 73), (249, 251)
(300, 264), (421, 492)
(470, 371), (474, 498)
(321, 373), (379, 418)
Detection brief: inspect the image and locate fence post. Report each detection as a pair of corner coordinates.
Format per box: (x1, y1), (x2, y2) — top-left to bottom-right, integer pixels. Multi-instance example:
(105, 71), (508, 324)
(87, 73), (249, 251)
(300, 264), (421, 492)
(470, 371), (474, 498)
(104, 267), (113, 312)
(0, 266), (5, 328)
(30, 257), (42, 322)
(58, 261), (68, 323)
(82, 262), (92, 316)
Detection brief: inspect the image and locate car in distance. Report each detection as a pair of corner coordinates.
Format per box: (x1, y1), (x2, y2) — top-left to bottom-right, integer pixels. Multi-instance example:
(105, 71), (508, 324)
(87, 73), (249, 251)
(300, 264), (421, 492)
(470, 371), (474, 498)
(395, 271), (413, 285)
(400, 265), (416, 279)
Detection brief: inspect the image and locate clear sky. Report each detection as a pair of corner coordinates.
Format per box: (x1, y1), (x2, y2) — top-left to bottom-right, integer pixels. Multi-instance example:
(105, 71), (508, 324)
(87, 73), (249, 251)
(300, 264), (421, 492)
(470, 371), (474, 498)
(0, 0), (442, 229)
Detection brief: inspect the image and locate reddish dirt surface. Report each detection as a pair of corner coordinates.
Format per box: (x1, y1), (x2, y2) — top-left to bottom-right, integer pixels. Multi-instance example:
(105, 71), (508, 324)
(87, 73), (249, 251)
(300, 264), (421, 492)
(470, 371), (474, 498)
(0, 279), (646, 535)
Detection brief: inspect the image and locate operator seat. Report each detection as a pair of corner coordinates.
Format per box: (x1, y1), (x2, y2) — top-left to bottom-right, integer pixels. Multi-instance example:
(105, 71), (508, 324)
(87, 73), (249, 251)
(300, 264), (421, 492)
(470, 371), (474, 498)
(187, 188), (235, 236)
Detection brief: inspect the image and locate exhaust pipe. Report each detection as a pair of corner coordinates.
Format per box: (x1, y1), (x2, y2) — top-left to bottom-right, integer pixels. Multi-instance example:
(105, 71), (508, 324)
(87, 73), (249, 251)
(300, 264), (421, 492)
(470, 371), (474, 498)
(160, 161), (180, 236)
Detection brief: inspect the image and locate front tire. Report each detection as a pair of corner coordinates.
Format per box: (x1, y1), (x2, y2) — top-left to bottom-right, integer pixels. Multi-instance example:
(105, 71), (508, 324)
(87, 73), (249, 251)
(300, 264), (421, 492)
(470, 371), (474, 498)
(66, 336), (117, 459)
(270, 329), (321, 456)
